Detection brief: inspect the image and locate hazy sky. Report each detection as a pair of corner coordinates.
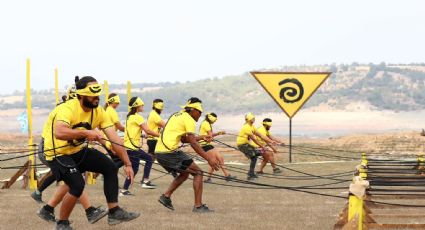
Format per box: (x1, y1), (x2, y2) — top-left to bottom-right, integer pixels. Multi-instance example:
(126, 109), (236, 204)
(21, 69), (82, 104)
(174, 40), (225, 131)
(0, 0), (424, 94)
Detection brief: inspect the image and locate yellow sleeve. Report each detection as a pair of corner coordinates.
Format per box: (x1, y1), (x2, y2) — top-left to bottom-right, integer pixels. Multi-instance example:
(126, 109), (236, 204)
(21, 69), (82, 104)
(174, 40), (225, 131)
(99, 108), (114, 129)
(55, 103), (73, 126)
(183, 114), (196, 134)
(152, 112), (161, 125)
(135, 114), (145, 126)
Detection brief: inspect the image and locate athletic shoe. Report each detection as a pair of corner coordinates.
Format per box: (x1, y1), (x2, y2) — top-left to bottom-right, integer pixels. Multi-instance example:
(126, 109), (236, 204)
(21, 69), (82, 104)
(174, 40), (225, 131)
(225, 175), (237, 182)
(37, 206), (55, 222)
(86, 206), (108, 224)
(31, 191), (43, 203)
(204, 178), (212, 183)
(158, 194), (174, 210)
(141, 181), (156, 189)
(273, 168), (282, 174)
(55, 220), (73, 230)
(255, 171), (264, 175)
(247, 175), (256, 181)
(192, 204), (214, 213)
(107, 207), (140, 226)
(119, 190), (134, 196)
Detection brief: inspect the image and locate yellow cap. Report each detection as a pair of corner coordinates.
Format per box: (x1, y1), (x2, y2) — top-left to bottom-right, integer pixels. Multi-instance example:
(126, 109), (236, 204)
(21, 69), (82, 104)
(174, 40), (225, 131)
(130, 97), (144, 108)
(153, 101), (164, 110)
(182, 102), (203, 112)
(107, 95), (120, 104)
(207, 113), (217, 123)
(76, 83), (102, 97)
(245, 112), (255, 121)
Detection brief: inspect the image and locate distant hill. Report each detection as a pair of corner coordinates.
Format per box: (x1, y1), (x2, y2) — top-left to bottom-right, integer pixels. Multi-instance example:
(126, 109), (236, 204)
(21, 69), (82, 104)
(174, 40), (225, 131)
(2, 63), (425, 114)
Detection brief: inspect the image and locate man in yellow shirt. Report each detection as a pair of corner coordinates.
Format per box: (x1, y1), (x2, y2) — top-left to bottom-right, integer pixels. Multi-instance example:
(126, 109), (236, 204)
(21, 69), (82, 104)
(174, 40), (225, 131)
(146, 99), (166, 155)
(155, 97), (220, 213)
(236, 113), (273, 180)
(252, 118), (284, 174)
(44, 76), (139, 229)
(198, 112), (236, 183)
(34, 85), (109, 225)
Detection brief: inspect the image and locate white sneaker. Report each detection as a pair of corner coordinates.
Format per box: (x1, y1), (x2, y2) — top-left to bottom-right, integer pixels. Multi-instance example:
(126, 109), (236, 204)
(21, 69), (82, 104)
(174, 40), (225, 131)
(119, 189), (134, 196)
(141, 181), (156, 189)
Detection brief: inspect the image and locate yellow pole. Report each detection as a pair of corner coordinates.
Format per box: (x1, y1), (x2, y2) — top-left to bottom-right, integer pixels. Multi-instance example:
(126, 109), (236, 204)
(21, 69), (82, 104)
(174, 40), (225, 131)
(54, 68), (59, 105)
(104, 80), (109, 103)
(26, 58), (37, 190)
(127, 81), (131, 112)
(348, 195), (364, 230)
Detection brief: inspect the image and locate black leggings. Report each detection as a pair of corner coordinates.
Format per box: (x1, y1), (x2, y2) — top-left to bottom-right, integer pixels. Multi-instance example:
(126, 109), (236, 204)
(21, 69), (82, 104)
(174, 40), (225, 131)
(38, 174), (56, 193)
(48, 148), (119, 203)
(147, 139), (158, 154)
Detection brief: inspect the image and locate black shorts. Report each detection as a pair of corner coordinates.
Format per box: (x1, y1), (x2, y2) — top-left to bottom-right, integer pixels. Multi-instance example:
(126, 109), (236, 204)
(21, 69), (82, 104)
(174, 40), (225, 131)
(201, 144), (214, 152)
(237, 144), (261, 159)
(147, 139), (158, 154)
(47, 147), (116, 182)
(155, 151), (194, 174)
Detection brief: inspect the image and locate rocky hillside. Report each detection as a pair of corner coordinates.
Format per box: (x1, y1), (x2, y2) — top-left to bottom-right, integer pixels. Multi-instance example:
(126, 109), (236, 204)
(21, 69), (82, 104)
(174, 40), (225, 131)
(2, 63), (425, 114)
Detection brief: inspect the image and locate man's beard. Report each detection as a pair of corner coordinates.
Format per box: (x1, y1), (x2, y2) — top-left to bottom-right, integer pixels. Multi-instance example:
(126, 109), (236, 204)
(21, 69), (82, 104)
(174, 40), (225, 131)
(82, 96), (99, 109)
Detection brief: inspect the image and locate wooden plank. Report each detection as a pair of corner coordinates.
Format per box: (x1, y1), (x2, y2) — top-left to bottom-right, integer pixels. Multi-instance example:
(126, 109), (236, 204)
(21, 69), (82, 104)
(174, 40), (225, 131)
(1, 161), (30, 189)
(367, 223), (425, 229)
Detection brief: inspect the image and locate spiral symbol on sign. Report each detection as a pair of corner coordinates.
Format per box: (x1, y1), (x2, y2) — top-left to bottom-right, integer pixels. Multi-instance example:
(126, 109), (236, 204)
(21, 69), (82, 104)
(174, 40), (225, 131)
(278, 78), (304, 103)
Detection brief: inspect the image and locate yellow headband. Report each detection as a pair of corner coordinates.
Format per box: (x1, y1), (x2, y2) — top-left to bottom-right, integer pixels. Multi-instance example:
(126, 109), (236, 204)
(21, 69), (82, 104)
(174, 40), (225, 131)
(76, 83), (102, 97)
(108, 95), (120, 104)
(153, 101), (164, 110)
(263, 121), (272, 127)
(130, 97), (144, 108)
(207, 113), (217, 123)
(245, 112), (255, 121)
(181, 102), (203, 112)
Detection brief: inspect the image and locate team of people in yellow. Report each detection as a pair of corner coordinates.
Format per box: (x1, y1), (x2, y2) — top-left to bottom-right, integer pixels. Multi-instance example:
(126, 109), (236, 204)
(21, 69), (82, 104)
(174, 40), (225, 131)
(32, 76), (283, 230)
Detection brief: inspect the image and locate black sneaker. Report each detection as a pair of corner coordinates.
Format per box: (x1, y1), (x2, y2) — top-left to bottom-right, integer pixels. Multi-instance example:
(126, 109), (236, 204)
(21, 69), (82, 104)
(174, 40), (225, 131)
(107, 207), (140, 226)
(225, 175), (237, 182)
(31, 191), (43, 203)
(204, 178), (212, 183)
(86, 206), (108, 224)
(192, 204), (214, 213)
(158, 194), (174, 210)
(247, 175), (256, 181)
(273, 168), (282, 174)
(37, 206), (55, 222)
(55, 220), (73, 230)
(141, 181), (156, 189)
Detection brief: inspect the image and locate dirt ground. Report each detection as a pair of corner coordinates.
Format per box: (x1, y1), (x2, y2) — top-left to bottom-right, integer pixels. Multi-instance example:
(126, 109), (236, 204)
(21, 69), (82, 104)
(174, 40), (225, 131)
(1, 128), (425, 229)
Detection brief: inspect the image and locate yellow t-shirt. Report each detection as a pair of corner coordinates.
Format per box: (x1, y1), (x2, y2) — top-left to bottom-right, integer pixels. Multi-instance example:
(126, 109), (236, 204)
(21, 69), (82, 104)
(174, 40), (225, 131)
(105, 106), (120, 130)
(103, 106), (121, 149)
(124, 113), (145, 150)
(236, 123), (256, 146)
(198, 120), (212, 146)
(250, 125), (270, 148)
(147, 110), (162, 140)
(41, 101), (68, 140)
(155, 111), (196, 153)
(44, 99), (114, 161)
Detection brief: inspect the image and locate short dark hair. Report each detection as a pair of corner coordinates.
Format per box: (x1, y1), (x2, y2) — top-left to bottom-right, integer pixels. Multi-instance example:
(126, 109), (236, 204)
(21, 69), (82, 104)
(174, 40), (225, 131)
(263, 118), (272, 123)
(75, 76), (97, 90)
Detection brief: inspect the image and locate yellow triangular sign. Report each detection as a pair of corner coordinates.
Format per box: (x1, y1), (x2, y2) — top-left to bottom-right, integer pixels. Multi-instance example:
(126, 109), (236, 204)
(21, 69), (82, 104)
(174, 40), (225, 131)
(250, 72), (331, 118)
